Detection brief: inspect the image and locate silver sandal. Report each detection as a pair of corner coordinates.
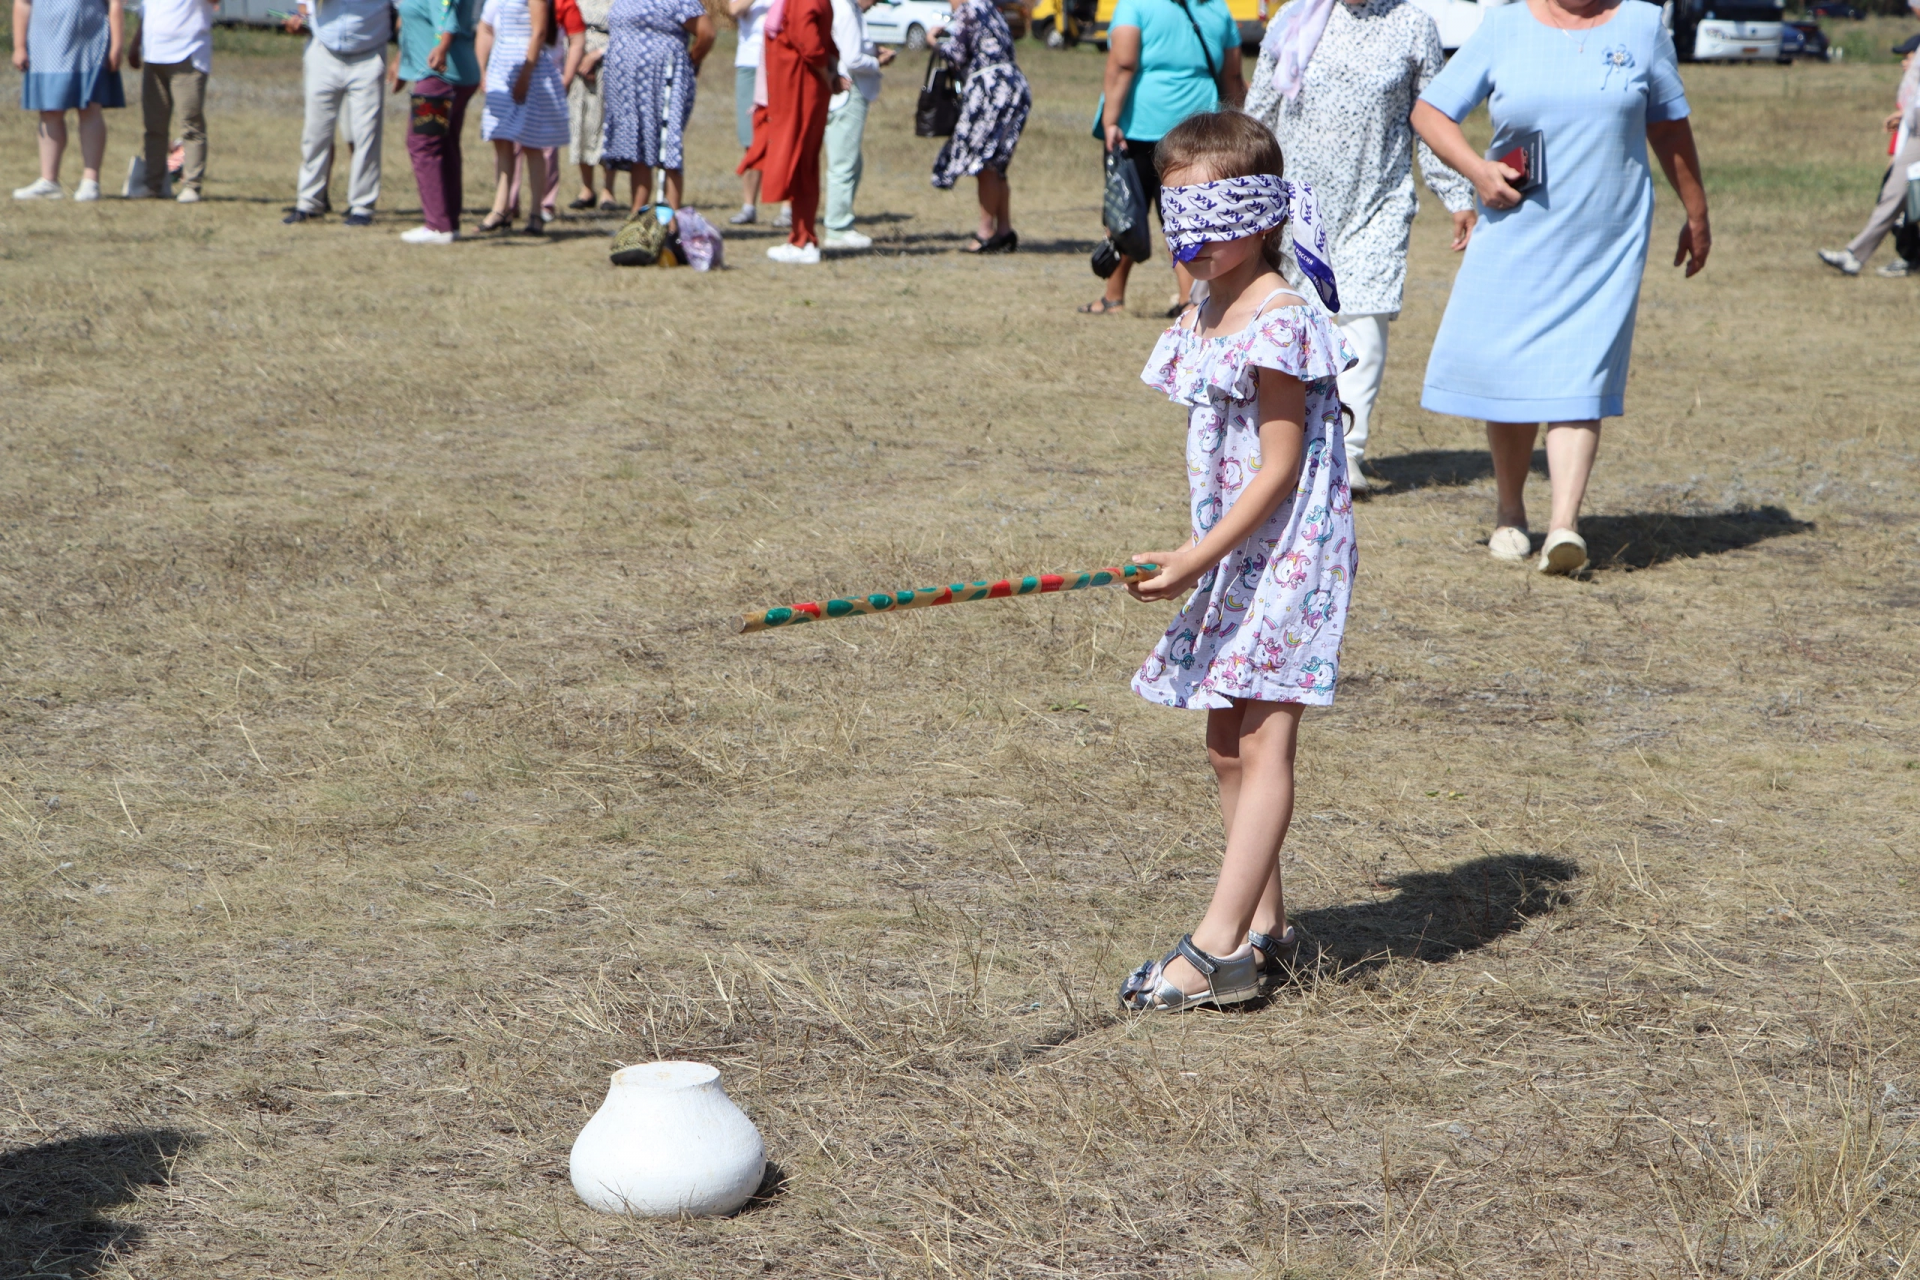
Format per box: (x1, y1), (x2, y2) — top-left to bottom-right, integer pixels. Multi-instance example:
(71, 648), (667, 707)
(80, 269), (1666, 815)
(1249, 925), (1301, 987)
(1119, 934), (1262, 1013)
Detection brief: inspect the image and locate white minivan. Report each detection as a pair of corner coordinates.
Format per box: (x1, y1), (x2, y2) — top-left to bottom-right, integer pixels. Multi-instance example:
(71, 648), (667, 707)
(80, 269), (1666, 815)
(1671, 0), (1787, 62)
(1406, 0), (1515, 52)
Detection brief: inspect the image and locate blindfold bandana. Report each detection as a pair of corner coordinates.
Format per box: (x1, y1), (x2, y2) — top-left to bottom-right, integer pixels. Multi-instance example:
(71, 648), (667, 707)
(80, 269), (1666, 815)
(1159, 175), (1341, 314)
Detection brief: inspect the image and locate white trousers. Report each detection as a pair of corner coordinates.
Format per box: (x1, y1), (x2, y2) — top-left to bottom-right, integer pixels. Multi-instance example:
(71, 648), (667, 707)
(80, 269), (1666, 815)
(1334, 312), (1391, 471)
(296, 40), (385, 215)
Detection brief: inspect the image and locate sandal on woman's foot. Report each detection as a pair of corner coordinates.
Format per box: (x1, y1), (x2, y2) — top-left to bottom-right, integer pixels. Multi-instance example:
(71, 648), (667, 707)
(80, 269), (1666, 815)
(1119, 935), (1262, 1013)
(1077, 296), (1125, 315)
(1488, 526), (1531, 563)
(1249, 925), (1300, 987)
(979, 229), (1017, 253)
(477, 213), (512, 233)
(1538, 528), (1588, 575)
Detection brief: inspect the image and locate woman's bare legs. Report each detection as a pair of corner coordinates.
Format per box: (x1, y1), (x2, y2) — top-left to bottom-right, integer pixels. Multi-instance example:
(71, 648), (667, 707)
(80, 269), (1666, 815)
(1543, 420), (1601, 533)
(1161, 699), (1302, 993)
(76, 105), (105, 182)
(1488, 420), (1601, 533)
(739, 165), (761, 208)
(521, 145), (548, 226)
(973, 166), (1010, 241)
(36, 111), (67, 183)
(629, 166), (682, 213)
(1086, 253), (1195, 311)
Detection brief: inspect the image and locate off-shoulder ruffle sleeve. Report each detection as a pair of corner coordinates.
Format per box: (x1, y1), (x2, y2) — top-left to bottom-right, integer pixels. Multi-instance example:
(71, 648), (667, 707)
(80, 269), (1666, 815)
(1140, 306), (1355, 408)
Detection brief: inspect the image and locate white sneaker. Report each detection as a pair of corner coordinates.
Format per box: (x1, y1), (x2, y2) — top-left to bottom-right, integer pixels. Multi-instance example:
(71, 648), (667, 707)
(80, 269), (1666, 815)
(766, 241), (822, 265)
(1877, 258), (1912, 278)
(175, 187), (201, 204)
(74, 178), (101, 202)
(1817, 248), (1861, 276)
(822, 228), (872, 251)
(13, 178), (63, 201)
(400, 225), (456, 244)
(1488, 526), (1531, 563)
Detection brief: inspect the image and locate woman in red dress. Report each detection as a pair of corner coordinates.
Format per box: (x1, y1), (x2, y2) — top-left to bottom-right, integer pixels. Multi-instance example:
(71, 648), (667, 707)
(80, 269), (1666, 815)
(738, 0), (836, 263)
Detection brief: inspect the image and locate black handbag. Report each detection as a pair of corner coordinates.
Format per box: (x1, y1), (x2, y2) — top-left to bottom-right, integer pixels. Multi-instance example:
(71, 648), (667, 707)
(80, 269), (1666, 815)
(915, 51), (961, 138)
(1102, 147), (1152, 264)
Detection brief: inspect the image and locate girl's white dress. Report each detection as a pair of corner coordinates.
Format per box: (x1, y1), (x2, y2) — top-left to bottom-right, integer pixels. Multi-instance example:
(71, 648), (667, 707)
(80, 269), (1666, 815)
(1131, 290), (1358, 709)
(480, 0), (573, 148)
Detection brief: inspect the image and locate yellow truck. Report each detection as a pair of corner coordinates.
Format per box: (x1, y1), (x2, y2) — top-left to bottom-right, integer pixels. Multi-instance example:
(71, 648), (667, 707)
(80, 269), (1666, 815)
(1032, 0), (1266, 52)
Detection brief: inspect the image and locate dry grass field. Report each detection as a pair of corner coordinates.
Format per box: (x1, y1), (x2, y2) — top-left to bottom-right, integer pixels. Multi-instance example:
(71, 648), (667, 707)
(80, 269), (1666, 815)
(3, 21), (1919, 1280)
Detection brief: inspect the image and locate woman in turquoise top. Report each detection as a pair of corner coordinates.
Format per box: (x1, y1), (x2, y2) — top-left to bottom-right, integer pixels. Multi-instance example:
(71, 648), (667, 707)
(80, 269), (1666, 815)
(1080, 0), (1243, 316)
(392, 0), (482, 241)
(1412, 0), (1708, 575)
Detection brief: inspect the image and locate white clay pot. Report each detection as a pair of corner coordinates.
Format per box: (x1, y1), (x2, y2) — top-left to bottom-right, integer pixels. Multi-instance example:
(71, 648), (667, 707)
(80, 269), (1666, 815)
(569, 1061), (766, 1217)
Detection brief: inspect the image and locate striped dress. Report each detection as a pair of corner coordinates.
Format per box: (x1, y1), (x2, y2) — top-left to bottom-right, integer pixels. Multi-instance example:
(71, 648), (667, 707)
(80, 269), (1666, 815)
(480, 0), (572, 147)
(20, 0), (127, 111)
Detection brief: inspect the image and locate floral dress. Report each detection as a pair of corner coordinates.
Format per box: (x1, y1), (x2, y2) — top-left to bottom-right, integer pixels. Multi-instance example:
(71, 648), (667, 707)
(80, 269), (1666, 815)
(930, 0), (1031, 188)
(600, 0), (706, 169)
(1132, 290), (1358, 709)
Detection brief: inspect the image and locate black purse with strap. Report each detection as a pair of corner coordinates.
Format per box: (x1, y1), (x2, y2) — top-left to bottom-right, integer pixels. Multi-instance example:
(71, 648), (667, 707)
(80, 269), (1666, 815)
(915, 51), (961, 138)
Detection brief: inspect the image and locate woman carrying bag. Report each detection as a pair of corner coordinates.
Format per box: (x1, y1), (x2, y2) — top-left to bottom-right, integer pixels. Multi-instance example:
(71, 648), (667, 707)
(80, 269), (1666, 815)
(1079, 0), (1243, 315)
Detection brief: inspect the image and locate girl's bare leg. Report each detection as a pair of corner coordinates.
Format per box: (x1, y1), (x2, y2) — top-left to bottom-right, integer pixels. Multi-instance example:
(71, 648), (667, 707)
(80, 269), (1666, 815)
(662, 166), (682, 211)
(1487, 421), (1539, 531)
(37, 111), (68, 183)
(488, 140), (516, 219)
(522, 146), (548, 225)
(1543, 420), (1601, 533)
(1163, 700), (1302, 993)
(577, 162), (596, 204)
(76, 105), (106, 182)
(629, 166), (654, 213)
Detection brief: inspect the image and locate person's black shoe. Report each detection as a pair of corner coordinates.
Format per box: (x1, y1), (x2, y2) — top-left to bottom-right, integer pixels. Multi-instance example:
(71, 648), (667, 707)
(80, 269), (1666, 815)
(343, 210), (374, 227)
(283, 208), (316, 224)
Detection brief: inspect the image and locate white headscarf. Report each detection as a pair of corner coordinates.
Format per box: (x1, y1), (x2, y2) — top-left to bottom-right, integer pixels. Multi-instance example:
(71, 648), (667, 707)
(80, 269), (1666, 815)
(1260, 0), (1337, 102)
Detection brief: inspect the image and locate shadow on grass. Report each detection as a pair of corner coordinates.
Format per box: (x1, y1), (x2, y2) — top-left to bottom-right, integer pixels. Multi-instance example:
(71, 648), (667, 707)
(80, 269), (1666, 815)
(737, 1160), (790, 1215)
(1292, 853), (1578, 977)
(0, 1129), (195, 1279)
(1365, 448), (1546, 492)
(1582, 506), (1812, 572)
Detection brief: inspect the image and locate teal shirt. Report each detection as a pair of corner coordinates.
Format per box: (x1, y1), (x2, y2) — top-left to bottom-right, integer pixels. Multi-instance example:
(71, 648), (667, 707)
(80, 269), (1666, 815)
(1095, 0), (1239, 142)
(398, 0), (482, 85)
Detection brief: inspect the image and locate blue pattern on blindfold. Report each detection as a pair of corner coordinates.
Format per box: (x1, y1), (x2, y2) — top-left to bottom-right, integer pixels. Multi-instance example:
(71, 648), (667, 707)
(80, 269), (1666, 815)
(1160, 175), (1341, 314)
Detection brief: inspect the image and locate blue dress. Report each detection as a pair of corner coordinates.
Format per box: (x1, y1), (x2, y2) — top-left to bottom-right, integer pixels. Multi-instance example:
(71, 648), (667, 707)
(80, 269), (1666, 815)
(600, 0), (705, 170)
(21, 0), (126, 111)
(1417, 0), (1688, 422)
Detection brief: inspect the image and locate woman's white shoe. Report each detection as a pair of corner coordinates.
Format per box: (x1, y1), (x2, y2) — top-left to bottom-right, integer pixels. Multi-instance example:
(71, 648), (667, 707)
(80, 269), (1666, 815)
(12, 178), (64, 200)
(1538, 528), (1589, 575)
(1488, 526), (1531, 562)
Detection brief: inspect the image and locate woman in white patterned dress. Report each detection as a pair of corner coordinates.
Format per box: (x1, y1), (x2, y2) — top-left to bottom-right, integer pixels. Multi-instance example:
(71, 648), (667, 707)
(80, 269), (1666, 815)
(477, 0), (570, 233)
(1247, 0), (1474, 490)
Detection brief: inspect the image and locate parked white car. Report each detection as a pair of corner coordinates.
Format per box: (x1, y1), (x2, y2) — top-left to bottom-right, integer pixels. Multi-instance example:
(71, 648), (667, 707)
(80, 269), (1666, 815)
(864, 0), (952, 48)
(1406, 0), (1515, 52)
(1670, 0), (1786, 62)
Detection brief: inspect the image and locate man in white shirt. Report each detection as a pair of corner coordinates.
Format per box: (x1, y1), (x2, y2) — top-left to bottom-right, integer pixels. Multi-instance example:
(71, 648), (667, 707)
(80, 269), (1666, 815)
(127, 0), (217, 202)
(822, 0), (890, 251)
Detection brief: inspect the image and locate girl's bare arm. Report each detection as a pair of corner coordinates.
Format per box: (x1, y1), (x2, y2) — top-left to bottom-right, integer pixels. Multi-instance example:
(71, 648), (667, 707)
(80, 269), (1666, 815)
(1130, 369), (1309, 602)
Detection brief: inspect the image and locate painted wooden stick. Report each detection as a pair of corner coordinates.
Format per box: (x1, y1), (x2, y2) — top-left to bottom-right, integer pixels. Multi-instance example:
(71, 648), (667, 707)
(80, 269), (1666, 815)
(734, 563), (1161, 634)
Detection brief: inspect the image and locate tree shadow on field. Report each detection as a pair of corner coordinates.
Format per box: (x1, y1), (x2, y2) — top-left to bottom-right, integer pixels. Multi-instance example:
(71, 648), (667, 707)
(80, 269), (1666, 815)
(0, 1129), (195, 1279)
(1581, 506), (1812, 572)
(1291, 853), (1578, 977)
(1365, 448), (1546, 492)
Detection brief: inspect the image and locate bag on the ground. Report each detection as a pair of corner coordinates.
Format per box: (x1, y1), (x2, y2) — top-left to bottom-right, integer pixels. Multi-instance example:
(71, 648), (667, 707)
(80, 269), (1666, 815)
(1102, 147), (1152, 263)
(674, 206), (725, 271)
(610, 205), (683, 267)
(915, 52), (961, 138)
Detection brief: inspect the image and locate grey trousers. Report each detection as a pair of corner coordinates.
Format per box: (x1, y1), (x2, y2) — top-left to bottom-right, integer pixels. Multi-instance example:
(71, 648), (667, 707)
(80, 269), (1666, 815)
(1846, 135), (1920, 263)
(142, 60), (207, 195)
(295, 40), (384, 215)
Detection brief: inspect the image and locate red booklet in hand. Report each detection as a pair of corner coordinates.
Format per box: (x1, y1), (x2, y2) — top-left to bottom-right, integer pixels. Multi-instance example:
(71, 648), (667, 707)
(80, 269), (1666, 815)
(1490, 129), (1545, 194)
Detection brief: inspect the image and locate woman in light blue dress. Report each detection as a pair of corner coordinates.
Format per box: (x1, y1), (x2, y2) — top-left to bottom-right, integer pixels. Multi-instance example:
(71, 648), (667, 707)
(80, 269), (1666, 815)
(1411, 0), (1709, 575)
(11, 0), (126, 201)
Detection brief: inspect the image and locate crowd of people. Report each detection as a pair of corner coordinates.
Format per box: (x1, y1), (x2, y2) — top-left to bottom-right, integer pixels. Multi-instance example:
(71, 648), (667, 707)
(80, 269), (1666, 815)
(6, 0), (1038, 258)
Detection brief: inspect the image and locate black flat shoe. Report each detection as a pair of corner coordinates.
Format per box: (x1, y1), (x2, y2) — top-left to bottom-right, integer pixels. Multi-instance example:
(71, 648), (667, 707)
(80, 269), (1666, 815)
(476, 213), (512, 233)
(983, 229), (1018, 253)
(282, 208), (315, 224)
(567, 195), (596, 210)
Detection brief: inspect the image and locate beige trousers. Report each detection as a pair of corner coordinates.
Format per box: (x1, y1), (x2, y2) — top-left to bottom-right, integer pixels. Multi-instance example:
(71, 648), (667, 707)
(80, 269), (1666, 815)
(1846, 135), (1920, 263)
(141, 60), (208, 195)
